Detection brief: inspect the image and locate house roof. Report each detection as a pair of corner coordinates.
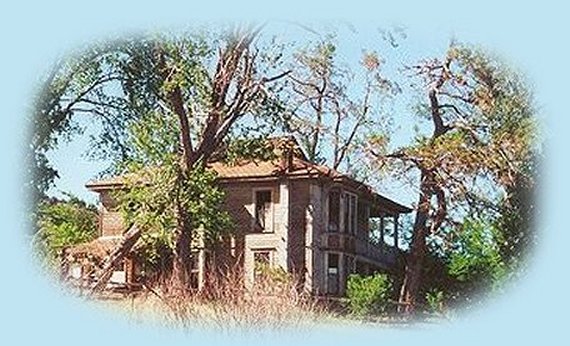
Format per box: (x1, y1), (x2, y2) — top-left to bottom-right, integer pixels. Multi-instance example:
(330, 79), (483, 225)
(85, 137), (412, 214)
(65, 237), (124, 260)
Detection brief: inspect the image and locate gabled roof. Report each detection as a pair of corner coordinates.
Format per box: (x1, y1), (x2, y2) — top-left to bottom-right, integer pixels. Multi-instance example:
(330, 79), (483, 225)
(84, 157), (341, 187)
(85, 137), (412, 214)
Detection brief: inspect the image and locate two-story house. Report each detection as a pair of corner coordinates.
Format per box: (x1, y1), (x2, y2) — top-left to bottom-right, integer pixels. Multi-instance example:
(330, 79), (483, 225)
(68, 137), (411, 296)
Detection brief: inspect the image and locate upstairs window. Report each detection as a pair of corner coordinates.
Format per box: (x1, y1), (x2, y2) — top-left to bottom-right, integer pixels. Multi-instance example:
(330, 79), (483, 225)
(328, 189), (340, 232)
(254, 190), (273, 232)
(342, 192), (358, 235)
(357, 201), (370, 238)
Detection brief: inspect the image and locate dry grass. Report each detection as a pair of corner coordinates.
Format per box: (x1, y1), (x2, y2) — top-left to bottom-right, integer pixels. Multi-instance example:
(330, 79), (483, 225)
(95, 269), (335, 333)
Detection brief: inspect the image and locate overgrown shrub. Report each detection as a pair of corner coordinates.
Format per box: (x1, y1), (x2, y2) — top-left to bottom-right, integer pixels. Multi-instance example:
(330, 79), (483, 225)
(425, 289), (445, 314)
(346, 273), (392, 316)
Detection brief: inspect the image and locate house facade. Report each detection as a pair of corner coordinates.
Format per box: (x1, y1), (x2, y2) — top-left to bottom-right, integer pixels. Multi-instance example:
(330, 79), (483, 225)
(74, 138), (411, 296)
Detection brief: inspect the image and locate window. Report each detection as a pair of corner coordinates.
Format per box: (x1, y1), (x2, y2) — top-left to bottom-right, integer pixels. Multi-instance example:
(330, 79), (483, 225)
(326, 253), (340, 295)
(328, 189), (340, 232)
(342, 192), (358, 234)
(357, 201), (369, 236)
(253, 250), (273, 282)
(368, 217), (383, 245)
(382, 216), (395, 246)
(110, 259), (126, 284)
(254, 190), (273, 232)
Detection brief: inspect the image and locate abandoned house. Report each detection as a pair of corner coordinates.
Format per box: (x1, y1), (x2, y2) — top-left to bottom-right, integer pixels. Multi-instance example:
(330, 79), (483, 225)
(64, 138), (411, 297)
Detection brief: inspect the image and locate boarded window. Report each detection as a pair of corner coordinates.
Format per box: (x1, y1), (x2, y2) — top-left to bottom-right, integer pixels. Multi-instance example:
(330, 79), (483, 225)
(342, 192), (358, 234)
(326, 253), (339, 295)
(204, 250), (214, 272)
(328, 189), (340, 232)
(254, 190), (272, 232)
(350, 195), (357, 234)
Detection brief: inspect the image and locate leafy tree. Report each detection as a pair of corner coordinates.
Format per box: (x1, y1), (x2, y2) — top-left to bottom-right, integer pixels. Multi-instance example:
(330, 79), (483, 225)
(108, 110), (233, 282)
(495, 154), (539, 274)
(28, 41), (139, 207)
(447, 218), (507, 303)
(34, 194), (98, 267)
(78, 26), (290, 292)
(370, 43), (537, 314)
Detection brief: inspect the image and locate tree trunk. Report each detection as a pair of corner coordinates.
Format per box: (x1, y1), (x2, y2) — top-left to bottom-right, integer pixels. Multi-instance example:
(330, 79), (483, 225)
(398, 76), (450, 314)
(90, 224), (141, 292)
(398, 170), (431, 314)
(171, 203), (193, 294)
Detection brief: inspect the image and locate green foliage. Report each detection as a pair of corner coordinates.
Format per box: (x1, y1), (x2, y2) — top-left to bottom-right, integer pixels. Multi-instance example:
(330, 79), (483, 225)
(495, 153), (539, 275)
(30, 31), (221, 207)
(421, 214), (526, 311)
(115, 110), (233, 269)
(34, 194), (98, 264)
(131, 229), (174, 277)
(346, 273), (392, 316)
(220, 137), (277, 165)
(29, 41), (137, 203)
(254, 263), (292, 285)
(447, 218), (507, 298)
(425, 289), (445, 314)
(117, 165), (233, 249)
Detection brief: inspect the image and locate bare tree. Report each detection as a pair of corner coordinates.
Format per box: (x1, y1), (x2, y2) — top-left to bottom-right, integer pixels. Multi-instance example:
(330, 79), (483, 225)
(282, 38), (397, 173)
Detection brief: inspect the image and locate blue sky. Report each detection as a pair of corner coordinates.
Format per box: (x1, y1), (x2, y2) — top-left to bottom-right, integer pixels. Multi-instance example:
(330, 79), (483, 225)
(1, 1), (568, 345)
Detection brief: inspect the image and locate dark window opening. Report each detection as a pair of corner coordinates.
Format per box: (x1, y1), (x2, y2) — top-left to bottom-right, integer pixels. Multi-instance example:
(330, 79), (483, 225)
(357, 202), (369, 238)
(254, 190), (272, 232)
(342, 193), (357, 234)
(328, 189), (340, 232)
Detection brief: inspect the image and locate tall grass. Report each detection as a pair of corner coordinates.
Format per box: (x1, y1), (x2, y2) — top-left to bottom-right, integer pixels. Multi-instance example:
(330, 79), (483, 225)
(100, 268), (332, 332)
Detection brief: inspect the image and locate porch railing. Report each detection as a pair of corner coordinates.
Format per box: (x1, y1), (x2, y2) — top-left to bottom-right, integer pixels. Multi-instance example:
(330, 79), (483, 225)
(321, 232), (398, 267)
(354, 237), (398, 266)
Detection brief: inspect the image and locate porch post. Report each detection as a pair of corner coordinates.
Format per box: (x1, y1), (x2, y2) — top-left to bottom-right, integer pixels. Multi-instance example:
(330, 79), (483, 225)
(394, 214), (399, 249)
(339, 252), (345, 296)
(379, 213), (385, 248)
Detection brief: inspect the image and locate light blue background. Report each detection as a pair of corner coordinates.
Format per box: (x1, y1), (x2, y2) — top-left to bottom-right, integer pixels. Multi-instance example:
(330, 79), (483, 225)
(0, 1), (567, 345)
